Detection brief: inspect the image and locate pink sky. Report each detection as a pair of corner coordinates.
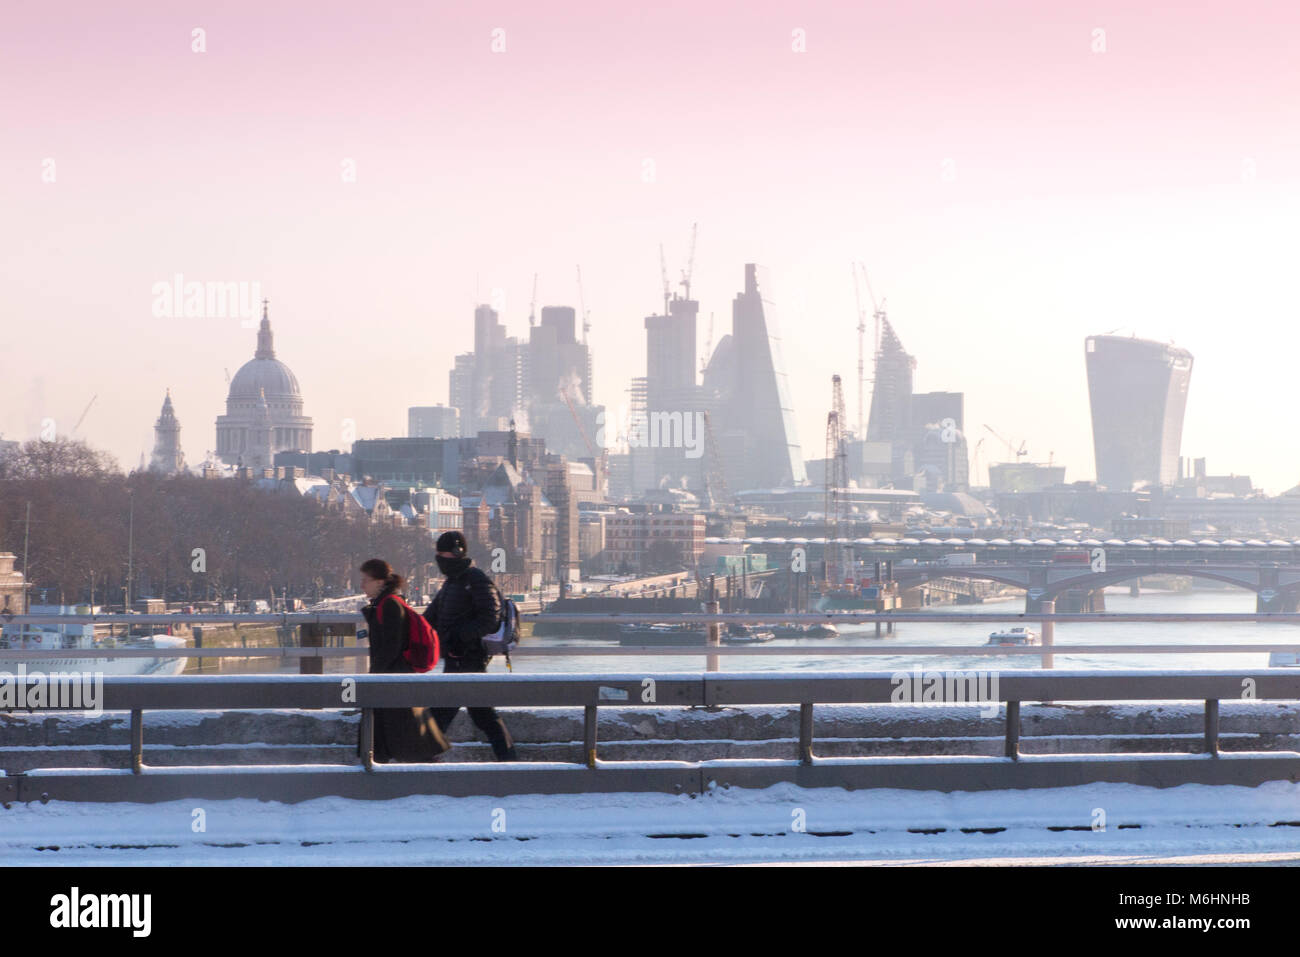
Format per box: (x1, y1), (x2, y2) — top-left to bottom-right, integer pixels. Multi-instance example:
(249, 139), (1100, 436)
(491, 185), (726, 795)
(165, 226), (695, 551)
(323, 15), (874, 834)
(3, 0), (1299, 490)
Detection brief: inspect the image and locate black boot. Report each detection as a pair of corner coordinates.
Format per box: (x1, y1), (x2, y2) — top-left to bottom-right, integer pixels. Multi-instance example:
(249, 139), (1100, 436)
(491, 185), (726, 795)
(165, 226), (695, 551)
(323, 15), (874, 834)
(493, 743), (519, 761)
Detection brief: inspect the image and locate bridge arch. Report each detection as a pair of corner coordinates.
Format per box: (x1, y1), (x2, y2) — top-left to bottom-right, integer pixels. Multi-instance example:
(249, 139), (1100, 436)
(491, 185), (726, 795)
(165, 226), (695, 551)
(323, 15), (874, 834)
(1042, 567), (1265, 599)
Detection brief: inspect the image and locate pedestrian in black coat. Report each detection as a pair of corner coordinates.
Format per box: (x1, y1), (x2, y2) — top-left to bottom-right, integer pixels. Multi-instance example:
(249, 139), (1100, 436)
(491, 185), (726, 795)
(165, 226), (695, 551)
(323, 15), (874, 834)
(423, 531), (518, 760)
(358, 558), (450, 764)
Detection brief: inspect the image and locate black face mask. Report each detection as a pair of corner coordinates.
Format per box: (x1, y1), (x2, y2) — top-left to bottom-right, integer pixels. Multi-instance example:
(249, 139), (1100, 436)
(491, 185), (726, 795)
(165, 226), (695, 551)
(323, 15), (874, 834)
(436, 555), (471, 578)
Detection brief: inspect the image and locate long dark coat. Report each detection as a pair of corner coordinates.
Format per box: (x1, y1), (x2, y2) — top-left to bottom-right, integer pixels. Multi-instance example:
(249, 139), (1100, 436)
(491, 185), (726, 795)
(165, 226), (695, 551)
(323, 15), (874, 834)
(358, 585), (450, 763)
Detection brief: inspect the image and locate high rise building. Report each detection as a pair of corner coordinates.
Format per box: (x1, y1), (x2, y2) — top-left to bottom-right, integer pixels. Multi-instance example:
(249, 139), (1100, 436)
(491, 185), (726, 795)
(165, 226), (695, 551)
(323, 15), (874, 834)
(449, 303), (603, 460)
(215, 304), (313, 465)
(910, 391), (968, 492)
(448, 354), (475, 436)
(701, 264), (805, 490)
(149, 390), (185, 475)
(642, 295), (708, 494)
(911, 391), (963, 435)
(865, 318), (917, 481)
(408, 405), (459, 439)
(523, 306), (602, 460)
(1085, 335), (1193, 490)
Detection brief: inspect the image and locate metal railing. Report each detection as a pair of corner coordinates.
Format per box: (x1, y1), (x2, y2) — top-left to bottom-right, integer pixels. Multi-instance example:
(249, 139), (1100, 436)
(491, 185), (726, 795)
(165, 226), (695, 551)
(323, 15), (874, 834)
(9, 670), (1300, 802)
(5, 612), (1300, 672)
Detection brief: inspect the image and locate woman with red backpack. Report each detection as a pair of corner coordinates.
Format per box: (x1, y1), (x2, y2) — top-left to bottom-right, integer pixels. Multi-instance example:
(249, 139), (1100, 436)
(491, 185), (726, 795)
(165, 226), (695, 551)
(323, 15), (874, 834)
(357, 558), (450, 763)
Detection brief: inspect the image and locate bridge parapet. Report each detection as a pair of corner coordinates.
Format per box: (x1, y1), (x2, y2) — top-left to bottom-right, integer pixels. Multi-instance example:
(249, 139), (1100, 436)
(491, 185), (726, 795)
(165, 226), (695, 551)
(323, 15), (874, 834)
(11, 671), (1300, 803)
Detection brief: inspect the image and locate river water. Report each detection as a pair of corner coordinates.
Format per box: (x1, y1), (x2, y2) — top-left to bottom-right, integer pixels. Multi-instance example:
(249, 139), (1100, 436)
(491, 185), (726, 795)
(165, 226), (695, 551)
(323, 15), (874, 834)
(515, 587), (1300, 674)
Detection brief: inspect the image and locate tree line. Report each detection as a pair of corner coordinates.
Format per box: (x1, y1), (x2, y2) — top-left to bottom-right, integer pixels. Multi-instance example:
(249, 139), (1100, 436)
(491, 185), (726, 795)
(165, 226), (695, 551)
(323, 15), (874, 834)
(0, 438), (436, 606)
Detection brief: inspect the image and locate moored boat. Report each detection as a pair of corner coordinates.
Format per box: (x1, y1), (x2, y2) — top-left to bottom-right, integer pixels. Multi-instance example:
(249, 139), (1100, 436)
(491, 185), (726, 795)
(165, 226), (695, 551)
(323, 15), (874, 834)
(770, 623), (840, 639)
(0, 605), (187, 676)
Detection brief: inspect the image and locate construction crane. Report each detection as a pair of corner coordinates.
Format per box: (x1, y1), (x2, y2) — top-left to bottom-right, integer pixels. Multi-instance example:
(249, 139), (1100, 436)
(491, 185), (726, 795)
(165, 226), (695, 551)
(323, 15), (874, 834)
(983, 423), (1027, 461)
(834, 373), (848, 449)
(678, 222), (697, 300)
(855, 263), (887, 434)
(970, 437), (986, 488)
(824, 376), (850, 585)
(529, 273), (538, 327)
(700, 410), (730, 510)
(72, 395), (98, 434)
(659, 243), (671, 317)
(700, 312), (714, 377)
(576, 265), (590, 344)
(560, 386), (606, 491)
(852, 266), (867, 440)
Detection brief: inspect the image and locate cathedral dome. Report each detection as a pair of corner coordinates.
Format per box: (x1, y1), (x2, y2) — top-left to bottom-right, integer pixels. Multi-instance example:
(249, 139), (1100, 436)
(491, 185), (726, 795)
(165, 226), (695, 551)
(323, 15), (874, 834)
(214, 303), (314, 467)
(228, 357), (301, 400)
(226, 308), (302, 400)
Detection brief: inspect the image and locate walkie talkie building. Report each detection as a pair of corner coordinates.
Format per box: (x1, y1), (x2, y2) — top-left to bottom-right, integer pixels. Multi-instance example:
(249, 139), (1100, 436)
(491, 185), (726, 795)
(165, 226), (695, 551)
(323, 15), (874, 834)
(1085, 335), (1193, 490)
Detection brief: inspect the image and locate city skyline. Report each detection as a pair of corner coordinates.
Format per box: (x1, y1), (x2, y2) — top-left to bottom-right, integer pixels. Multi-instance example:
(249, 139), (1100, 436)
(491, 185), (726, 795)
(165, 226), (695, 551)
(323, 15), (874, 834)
(4, 1), (1299, 492)
(0, 255), (1269, 493)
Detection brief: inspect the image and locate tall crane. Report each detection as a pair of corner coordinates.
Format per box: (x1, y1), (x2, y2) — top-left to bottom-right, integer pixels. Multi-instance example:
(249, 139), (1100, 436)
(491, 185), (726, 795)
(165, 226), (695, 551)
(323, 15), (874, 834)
(576, 265), (590, 344)
(700, 410), (731, 510)
(983, 424), (1027, 461)
(700, 312), (714, 377)
(678, 222), (697, 300)
(834, 373), (848, 449)
(72, 395), (98, 435)
(855, 263), (886, 436)
(560, 386), (605, 490)
(852, 266), (867, 440)
(529, 273), (538, 327)
(659, 243), (671, 317)
(824, 376), (850, 585)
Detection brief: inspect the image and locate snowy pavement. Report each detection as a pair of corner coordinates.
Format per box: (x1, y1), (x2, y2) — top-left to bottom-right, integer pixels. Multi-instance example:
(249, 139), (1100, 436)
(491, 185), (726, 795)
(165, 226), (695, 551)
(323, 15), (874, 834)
(6, 780), (1300, 865)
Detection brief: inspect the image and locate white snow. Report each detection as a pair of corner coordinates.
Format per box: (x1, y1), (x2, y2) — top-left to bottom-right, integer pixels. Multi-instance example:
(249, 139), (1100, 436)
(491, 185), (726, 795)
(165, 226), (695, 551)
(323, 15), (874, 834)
(8, 780), (1300, 866)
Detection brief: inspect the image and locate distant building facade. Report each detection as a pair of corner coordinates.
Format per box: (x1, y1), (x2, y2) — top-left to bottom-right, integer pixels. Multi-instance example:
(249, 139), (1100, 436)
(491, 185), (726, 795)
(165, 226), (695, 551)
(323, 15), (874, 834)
(449, 304), (603, 460)
(408, 405), (459, 439)
(603, 509), (706, 573)
(0, 553), (25, 613)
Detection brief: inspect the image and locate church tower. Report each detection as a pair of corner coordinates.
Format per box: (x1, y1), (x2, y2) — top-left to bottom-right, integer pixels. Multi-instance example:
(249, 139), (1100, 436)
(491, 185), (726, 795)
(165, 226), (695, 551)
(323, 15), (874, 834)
(149, 390), (186, 475)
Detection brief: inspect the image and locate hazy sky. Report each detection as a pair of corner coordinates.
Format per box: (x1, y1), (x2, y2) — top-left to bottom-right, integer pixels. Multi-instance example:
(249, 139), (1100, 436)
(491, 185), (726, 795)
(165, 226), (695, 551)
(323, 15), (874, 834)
(4, 0), (1298, 492)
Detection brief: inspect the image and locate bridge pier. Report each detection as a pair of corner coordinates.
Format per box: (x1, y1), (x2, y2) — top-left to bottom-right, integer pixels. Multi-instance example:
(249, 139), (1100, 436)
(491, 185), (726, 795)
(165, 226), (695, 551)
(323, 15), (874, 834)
(1257, 590), (1299, 613)
(1129, 581), (1140, 597)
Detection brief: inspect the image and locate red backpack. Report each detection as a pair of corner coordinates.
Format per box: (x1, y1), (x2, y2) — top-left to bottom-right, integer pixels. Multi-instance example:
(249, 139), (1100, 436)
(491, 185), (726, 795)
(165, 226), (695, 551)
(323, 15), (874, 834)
(376, 594), (440, 672)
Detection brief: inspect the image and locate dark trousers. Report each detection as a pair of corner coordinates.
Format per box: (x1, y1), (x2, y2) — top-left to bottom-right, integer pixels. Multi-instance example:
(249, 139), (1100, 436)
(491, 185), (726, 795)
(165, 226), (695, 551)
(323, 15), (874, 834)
(430, 655), (517, 760)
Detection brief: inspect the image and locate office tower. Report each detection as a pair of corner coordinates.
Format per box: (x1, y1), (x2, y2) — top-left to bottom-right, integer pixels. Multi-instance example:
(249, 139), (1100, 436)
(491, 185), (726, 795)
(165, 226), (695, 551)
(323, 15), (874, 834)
(1085, 334), (1193, 490)
(408, 405), (459, 439)
(701, 264), (805, 490)
(449, 303), (603, 461)
(643, 295), (707, 493)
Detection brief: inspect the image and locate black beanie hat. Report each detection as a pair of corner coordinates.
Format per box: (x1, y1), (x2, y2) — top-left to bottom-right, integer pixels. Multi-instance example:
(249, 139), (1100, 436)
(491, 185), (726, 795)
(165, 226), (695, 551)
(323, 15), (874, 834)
(436, 530), (468, 556)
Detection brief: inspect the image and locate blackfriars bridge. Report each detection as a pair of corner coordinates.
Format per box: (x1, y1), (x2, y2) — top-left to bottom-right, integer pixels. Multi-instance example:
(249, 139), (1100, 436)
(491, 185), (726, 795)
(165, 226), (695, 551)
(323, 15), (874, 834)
(705, 536), (1300, 612)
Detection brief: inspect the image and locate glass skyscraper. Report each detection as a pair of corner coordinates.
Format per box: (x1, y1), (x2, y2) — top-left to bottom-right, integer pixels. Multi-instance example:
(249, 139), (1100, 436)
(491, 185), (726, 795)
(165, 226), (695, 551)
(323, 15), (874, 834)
(1085, 334), (1193, 490)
